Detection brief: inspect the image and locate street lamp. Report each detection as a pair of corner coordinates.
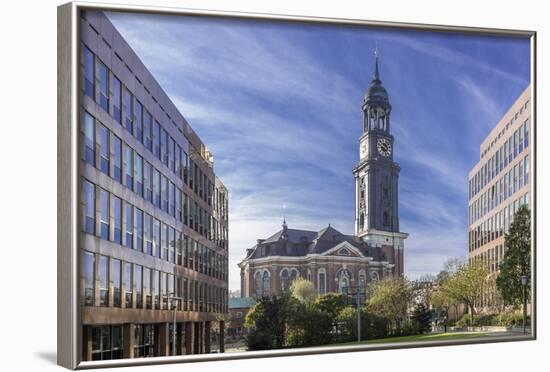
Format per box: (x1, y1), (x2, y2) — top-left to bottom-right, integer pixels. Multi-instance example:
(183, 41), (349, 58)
(520, 275), (528, 335)
(170, 294), (183, 356)
(341, 285), (367, 343)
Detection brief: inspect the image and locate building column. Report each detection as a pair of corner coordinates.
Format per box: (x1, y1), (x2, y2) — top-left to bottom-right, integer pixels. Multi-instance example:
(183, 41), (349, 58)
(82, 325), (93, 361)
(185, 322), (193, 355)
(158, 322), (169, 356)
(219, 320), (225, 353)
(122, 323), (135, 359)
(205, 321), (211, 353)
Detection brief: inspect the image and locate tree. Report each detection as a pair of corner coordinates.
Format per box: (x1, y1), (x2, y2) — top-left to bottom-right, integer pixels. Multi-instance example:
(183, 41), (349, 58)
(443, 262), (489, 323)
(245, 294), (293, 350)
(411, 303), (432, 334)
(496, 206), (531, 306)
(286, 301), (334, 347)
(291, 278), (317, 303)
(430, 287), (459, 332)
(367, 277), (414, 335)
(314, 293), (346, 318)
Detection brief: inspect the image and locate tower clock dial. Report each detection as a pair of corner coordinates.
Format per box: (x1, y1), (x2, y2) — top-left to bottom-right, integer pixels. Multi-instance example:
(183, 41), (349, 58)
(377, 138), (392, 157)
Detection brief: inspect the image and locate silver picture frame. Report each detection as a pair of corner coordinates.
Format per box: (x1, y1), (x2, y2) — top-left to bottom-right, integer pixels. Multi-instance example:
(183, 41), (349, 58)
(58, 1), (537, 369)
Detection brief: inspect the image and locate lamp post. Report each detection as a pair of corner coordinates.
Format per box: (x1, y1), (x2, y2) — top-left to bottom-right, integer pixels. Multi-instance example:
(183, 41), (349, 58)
(170, 294), (183, 356)
(341, 284), (367, 343)
(520, 275), (528, 334)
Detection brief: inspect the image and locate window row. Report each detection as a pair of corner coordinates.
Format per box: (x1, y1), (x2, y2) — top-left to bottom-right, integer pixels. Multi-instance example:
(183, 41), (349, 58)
(469, 154), (529, 225)
(82, 45), (227, 220)
(81, 178), (228, 281)
(82, 251), (228, 313)
(81, 111), (228, 249)
(468, 192), (529, 252)
(469, 119), (529, 200)
(469, 244), (505, 274)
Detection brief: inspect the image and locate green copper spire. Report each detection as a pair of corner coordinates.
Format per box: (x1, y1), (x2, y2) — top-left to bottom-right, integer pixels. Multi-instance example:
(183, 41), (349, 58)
(373, 46), (380, 82)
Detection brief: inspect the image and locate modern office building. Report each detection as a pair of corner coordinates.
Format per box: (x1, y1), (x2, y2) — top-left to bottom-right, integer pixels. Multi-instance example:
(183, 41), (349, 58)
(78, 10), (229, 361)
(467, 86), (531, 277)
(238, 51), (407, 299)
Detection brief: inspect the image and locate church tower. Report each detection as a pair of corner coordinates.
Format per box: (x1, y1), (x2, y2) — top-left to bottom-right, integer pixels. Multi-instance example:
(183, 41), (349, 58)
(353, 49), (407, 274)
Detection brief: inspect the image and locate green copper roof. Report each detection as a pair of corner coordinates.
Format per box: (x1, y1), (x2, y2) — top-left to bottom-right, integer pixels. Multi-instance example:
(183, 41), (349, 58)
(228, 297), (256, 309)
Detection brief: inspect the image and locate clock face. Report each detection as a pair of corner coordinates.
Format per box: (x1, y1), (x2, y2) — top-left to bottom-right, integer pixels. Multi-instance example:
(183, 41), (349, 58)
(377, 138), (392, 157)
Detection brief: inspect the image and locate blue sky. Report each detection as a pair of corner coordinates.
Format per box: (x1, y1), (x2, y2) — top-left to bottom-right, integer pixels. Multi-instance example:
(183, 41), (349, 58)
(106, 12), (530, 290)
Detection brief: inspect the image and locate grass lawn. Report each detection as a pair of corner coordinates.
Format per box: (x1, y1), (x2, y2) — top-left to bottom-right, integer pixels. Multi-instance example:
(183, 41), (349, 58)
(332, 332), (491, 346)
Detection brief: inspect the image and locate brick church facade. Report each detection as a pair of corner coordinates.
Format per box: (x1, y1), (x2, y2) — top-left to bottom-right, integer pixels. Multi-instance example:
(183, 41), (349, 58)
(239, 50), (407, 299)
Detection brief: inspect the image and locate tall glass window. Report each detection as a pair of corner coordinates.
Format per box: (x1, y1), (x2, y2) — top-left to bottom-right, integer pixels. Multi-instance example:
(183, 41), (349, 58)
(318, 271), (326, 295)
(153, 169), (161, 208)
(153, 121), (161, 158)
(99, 189), (109, 241)
(97, 124), (110, 175)
(161, 223), (168, 261)
(97, 61), (109, 112)
(525, 155), (529, 184)
(169, 137), (175, 172)
(135, 265), (143, 309)
(175, 144), (181, 179)
(113, 196), (122, 244)
(134, 100), (143, 143)
(161, 129), (168, 166)
(135, 153), (143, 197)
(161, 272), (168, 309)
(82, 251), (95, 306)
(124, 89), (133, 133)
(125, 203), (133, 248)
(144, 267), (152, 309)
(83, 46), (95, 99)
(524, 119), (529, 148)
(124, 262), (133, 308)
(99, 255), (109, 307)
(144, 111), (152, 151)
(176, 188), (182, 222)
(161, 176), (168, 212)
(112, 134), (122, 183)
(169, 227), (175, 263)
(153, 219), (161, 258)
(90, 325), (123, 361)
(112, 259), (121, 307)
(169, 182), (175, 217)
(144, 162), (152, 202)
(82, 179), (95, 234)
(153, 270), (160, 310)
(124, 144), (133, 190)
(519, 161), (524, 189)
(112, 75), (121, 123)
(513, 165), (518, 193)
(82, 112), (95, 166)
(514, 130), (518, 158)
(144, 214), (152, 255)
(136, 208), (144, 252)
(519, 125), (524, 153)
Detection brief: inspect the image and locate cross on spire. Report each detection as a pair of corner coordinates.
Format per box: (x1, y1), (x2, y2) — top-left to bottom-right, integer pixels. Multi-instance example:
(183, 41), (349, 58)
(373, 46), (380, 81)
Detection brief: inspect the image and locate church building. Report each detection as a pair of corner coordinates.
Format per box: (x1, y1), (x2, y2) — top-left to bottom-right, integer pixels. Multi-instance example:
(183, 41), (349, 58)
(238, 51), (408, 299)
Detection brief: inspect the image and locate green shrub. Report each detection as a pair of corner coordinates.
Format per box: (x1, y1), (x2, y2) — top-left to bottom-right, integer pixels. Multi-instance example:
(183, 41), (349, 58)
(455, 313), (530, 328)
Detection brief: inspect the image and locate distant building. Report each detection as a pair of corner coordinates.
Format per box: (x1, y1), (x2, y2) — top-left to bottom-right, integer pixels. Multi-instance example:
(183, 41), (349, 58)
(239, 50), (407, 299)
(467, 86), (531, 275)
(227, 297), (256, 338)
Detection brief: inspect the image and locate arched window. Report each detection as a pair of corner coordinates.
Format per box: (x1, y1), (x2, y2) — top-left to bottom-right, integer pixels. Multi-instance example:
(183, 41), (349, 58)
(383, 212), (389, 226)
(255, 272), (262, 298)
(359, 269), (366, 288)
(371, 271), (379, 282)
(307, 269), (312, 281)
(359, 213), (364, 229)
(318, 268), (326, 295)
(337, 269), (351, 293)
(290, 269), (298, 284)
(281, 269), (289, 291)
(262, 271), (270, 297)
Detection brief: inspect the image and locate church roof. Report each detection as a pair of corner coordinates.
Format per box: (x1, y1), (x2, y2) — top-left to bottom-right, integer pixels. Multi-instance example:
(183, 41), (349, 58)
(245, 223), (388, 261)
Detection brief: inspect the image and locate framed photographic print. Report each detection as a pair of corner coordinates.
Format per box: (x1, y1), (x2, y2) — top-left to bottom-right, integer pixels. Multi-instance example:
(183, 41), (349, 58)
(57, 1), (536, 369)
